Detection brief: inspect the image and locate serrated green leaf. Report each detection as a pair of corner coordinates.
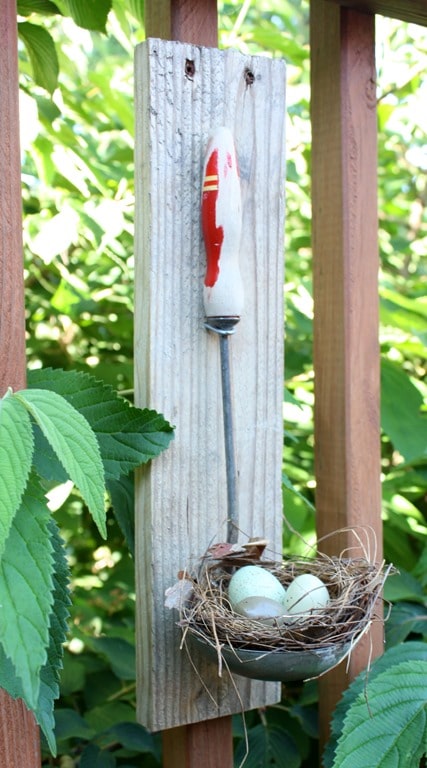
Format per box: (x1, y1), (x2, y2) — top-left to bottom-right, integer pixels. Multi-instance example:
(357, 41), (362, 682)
(18, 22), (59, 93)
(14, 388), (107, 538)
(0, 642), (26, 700)
(28, 368), (174, 480)
(58, 0), (112, 31)
(0, 478), (54, 709)
(331, 660), (427, 768)
(0, 517), (71, 755)
(325, 643), (427, 768)
(0, 393), (34, 560)
(37, 517), (71, 754)
(32, 423), (68, 484)
(17, 0), (60, 15)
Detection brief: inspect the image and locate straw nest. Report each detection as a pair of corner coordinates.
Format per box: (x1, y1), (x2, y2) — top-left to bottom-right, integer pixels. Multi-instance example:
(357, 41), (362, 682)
(178, 549), (391, 656)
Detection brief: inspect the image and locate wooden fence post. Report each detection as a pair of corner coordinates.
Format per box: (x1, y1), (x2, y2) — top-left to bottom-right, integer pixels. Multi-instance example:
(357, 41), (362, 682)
(311, 1), (383, 751)
(0, 0), (41, 765)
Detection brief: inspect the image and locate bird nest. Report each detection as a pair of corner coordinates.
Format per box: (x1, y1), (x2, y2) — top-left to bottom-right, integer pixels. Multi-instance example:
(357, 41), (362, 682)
(167, 537), (393, 680)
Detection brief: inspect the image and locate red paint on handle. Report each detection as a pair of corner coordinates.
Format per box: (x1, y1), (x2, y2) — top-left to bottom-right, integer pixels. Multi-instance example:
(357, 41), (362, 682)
(201, 150), (223, 287)
(201, 127), (243, 319)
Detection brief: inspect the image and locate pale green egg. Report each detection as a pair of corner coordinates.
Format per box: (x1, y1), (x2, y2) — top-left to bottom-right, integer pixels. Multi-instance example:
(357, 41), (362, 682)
(228, 565), (286, 608)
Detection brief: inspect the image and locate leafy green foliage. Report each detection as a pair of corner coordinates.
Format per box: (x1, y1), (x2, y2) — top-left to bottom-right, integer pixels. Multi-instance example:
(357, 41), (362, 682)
(28, 368), (174, 481)
(0, 478), (54, 710)
(325, 644), (427, 768)
(55, 0), (112, 31)
(18, 22), (59, 93)
(381, 359), (427, 463)
(18, 0), (61, 14)
(0, 392), (33, 558)
(234, 722), (301, 768)
(15, 387), (107, 537)
(323, 642), (427, 768)
(0, 368), (172, 756)
(37, 517), (71, 753)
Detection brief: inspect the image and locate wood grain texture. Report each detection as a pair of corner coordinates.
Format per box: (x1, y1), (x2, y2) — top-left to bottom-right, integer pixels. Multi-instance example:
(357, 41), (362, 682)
(145, 0), (218, 46)
(325, 0), (427, 26)
(0, 0), (26, 396)
(311, 2), (383, 749)
(0, 690), (41, 768)
(163, 716), (233, 768)
(0, 2), (40, 764)
(134, 39), (286, 732)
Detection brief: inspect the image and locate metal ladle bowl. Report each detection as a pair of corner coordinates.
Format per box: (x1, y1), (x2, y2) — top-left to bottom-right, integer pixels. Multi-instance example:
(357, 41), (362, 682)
(193, 634), (351, 682)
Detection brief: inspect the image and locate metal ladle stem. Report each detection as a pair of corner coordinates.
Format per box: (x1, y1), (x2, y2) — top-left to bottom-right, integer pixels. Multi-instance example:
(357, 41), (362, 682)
(205, 318), (239, 544)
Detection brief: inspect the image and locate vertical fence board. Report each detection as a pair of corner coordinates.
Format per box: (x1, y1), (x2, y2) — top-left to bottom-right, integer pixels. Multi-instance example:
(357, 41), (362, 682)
(145, 0), (218, 44)
(134, 39), (286, 732)
(0, 1), (40, 765)
(311, 1), (383, 749)
(0, 0), (26, 395)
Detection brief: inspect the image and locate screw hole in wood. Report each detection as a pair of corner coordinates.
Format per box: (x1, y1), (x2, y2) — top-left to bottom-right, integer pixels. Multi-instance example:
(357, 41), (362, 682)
(185, 59), (195, 79)
(244, 68), (255, 86)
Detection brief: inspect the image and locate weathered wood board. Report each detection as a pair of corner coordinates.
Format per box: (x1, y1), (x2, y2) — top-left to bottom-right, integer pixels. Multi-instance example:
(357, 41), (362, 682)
(134, 39), (286, 731)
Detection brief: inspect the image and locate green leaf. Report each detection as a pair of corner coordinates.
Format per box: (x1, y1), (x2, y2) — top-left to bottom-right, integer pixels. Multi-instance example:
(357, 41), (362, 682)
(14, 388), (107, 538)
(85, 701), (136, 734)
(325, 642), (427, 768)
(384, 569), (426, 604)
(88, 636), (135, 681)
(18, 22), (59, 93)
(0, 642), (26, 700)
(381, 359), (427, 463)
(79, 743), (116, 768)
(234, 723), (301, 768)
(54, 708), (94, 742)
(105, 722), (159, 755)
(0, 479), (54, 709)
(107, 474), (135, 554)
(282, 471), (315, 511)
(127, 0), (144, 24)
(36, 517), (71, 754)
(56, 0), (112, 31)
(17, 0), (60, 15)
(59, 653), (86, 696)
(331, 660), (427, 768)
(0, 392), (34, 560)
(32, 423), (68, 485)
(386, 602), (427, 648)
(27, 368), (174, 480)
(380, 286), (427, 345)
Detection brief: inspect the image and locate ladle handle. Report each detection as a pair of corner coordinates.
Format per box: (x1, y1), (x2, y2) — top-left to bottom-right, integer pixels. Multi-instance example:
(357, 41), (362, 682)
(201, 126), (243, 324)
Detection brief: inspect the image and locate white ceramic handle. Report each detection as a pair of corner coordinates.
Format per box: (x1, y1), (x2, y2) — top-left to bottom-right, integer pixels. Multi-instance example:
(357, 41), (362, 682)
(201, 127), (243, 319)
